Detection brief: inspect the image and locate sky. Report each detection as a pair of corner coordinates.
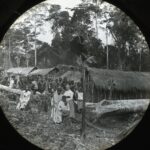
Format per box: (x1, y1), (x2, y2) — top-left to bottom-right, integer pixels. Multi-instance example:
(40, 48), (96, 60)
(10, 0), (113, 46)
(46, 0), (82, 11)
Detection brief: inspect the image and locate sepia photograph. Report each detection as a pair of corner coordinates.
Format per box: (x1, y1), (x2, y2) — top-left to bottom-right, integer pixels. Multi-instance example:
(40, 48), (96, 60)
(0, 0), (150, 150)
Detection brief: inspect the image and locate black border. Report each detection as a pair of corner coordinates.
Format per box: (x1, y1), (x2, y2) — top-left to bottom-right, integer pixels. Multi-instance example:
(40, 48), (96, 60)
(0, 0), (150, 150)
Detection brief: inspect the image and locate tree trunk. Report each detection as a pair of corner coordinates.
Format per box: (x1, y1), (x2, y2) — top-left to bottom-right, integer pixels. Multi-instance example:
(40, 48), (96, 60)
(92, 99), (149, 123)
(81, 66), (86, 140)
(0, 84), (22, 95)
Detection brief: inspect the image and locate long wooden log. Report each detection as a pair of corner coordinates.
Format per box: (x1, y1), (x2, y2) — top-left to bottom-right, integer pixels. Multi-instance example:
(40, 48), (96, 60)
(0, 84), (22, 95)
(89, 99), (150, 123)
(95, 99), (149, 113)
(86, 99), (149, 113)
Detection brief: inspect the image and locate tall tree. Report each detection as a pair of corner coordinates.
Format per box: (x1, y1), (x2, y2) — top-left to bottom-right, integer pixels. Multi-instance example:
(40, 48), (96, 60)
(101, 6), (148, 70)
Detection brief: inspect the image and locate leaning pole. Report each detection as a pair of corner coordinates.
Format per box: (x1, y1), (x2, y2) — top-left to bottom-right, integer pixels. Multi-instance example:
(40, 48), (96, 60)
(81, 60), (86, 140)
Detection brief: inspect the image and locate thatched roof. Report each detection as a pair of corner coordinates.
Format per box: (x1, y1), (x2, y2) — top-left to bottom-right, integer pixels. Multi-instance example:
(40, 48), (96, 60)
(87, 67), (150, 91)
(6, 67), (37, 76)
(61, 70), (82, 82)
(29, 68), (56, 76)
(55, 64), (79, 71)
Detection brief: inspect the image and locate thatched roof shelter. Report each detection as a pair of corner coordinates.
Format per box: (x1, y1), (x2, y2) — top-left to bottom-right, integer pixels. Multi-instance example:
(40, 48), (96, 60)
(29, 68), (56, 76)
(55, 64), (80, 71)
(87, 67), (150, 92)
(61, 70), (82, 82)
(6, 67), (37, 76)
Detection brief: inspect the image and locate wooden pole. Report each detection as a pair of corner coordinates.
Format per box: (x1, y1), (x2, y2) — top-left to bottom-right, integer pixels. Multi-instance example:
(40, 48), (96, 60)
(8, 37), (11, 68)
(92, 82), (94, 103)
(81, 60), (86, 140)
(34, 19), (37, 67)
(139, 49), (142, 72)
(106, 26), (109, 69)
(95, 11), (98, 39)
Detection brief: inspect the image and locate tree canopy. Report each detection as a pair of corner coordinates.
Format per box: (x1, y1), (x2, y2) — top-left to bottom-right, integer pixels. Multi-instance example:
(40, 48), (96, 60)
(0, 1), (149, 71)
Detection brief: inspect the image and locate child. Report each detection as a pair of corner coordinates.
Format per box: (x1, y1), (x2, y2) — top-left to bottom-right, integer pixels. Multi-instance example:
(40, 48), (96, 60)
(57, 96), (70, 123)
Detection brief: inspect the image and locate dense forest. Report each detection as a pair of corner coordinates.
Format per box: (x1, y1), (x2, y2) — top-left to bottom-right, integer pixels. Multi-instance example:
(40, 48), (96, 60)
(0, 0), (149, 71)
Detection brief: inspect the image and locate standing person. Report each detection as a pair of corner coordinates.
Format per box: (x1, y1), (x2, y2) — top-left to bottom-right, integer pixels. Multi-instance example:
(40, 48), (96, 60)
(31, 78), (38, 94)
(63, 84), (75, 121)
(48, 82), (53, 95)
(73, 86), (79, 113)
(41, 77), (46, 93)
(57, 96), (70, 123)
(20, 77), (26, 90)
(70, 80), (75, 91)
(43, 76), (49, 92)
(37, 77), (43, 93)
(1, 76), (9, 86)
(77, 87), (83, 113)
(15, 76), (19, 88)
(9, 76), (15, 88)
(51, 87), (63, 123)
(61, 77), (67, 90)
(58, 77), (62, 85)
(16, 86), (31, 110)
(15, 75), (20, 89)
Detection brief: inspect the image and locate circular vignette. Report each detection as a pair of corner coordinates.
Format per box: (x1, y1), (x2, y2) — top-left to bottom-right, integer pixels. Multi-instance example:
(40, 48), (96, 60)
(0, 0), (150, 150)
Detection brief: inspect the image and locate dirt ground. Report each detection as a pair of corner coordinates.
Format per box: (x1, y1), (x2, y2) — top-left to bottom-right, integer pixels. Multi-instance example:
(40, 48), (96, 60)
(0, 93), (145, 150)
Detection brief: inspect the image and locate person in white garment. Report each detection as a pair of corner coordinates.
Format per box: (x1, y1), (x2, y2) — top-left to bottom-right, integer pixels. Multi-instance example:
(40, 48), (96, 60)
(77, 89), (83, 113)
(9, 76), (15, 88)
(51, 87), (63, 123)
(57, 96), (70, 123)
(63, 84), (75, 119)
(16, 86), (31, 110)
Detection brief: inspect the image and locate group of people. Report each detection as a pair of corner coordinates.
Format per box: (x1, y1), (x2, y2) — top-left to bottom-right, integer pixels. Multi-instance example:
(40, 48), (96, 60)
(51, 83), (83, 124)
(0, 74), (84, 124)
(1, 75), (82, 94)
